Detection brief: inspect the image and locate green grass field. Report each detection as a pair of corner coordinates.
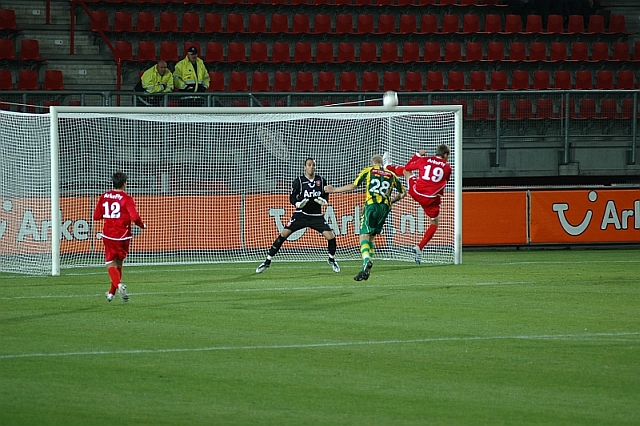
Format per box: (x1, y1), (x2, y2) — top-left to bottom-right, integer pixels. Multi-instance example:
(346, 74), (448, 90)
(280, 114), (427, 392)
(1, 249), (639, 425)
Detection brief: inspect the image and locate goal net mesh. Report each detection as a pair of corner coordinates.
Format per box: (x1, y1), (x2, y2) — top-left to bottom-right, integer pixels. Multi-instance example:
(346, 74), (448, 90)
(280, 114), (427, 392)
(0, 109), (458, 275)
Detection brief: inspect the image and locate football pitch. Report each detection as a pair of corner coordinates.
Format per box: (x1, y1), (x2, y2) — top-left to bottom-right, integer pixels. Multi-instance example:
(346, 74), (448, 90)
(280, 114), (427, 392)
(1, 249), (639, 425)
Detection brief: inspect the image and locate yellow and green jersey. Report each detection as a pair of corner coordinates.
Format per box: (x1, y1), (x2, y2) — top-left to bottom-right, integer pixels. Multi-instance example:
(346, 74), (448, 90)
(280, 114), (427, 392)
(353, 165), (405, 208)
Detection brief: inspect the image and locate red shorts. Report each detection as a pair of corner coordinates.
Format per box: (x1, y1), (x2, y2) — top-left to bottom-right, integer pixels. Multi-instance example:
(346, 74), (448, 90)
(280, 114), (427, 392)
(102, 238), (131, 264)
(407, 176), (442, 219)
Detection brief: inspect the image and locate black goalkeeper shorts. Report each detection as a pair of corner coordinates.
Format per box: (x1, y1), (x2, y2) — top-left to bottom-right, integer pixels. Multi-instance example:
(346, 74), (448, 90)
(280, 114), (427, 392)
(285, 213), (333, 234)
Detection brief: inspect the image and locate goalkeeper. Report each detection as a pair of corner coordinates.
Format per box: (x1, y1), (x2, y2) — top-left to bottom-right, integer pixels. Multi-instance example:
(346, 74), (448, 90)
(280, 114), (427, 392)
(256, 158), (340, 274)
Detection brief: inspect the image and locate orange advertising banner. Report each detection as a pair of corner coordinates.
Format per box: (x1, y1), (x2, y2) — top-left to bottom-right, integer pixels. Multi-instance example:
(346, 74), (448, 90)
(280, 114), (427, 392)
(530, 189), (640, 243)
(462, 192), (528, 245)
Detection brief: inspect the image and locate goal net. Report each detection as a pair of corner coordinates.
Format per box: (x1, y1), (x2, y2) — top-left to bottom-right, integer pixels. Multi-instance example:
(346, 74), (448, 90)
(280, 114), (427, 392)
(0, 106), (461, 276)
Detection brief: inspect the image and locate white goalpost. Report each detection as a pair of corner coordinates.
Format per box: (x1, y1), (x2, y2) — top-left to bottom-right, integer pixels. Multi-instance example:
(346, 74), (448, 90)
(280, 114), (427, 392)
(0, 105), (462, 276)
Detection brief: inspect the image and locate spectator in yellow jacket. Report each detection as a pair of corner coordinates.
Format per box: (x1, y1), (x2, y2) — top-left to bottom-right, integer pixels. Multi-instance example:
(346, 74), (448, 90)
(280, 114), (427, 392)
(134, 60), (173, 106)
(173, 46), (209, 93)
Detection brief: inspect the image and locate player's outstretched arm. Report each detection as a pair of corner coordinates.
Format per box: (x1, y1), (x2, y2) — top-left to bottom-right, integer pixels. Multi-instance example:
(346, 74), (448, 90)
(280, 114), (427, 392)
(324, 183), (356, 194)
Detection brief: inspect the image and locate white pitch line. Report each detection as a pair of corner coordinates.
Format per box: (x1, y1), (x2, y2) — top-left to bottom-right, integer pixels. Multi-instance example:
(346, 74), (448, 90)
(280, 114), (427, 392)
(0, 280), (539, 300)
(1, 332), (638, 360)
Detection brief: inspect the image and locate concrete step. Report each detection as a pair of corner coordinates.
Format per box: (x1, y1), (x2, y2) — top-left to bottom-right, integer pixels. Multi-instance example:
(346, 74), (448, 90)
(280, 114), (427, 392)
(2, 0), (71, 26)
(19, 27), (100, 56)
(45, 61), (117, 89)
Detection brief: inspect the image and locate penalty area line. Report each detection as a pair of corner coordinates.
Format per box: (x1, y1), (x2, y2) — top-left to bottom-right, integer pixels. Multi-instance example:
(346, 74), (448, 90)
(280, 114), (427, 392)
(0, 332), (638, 360)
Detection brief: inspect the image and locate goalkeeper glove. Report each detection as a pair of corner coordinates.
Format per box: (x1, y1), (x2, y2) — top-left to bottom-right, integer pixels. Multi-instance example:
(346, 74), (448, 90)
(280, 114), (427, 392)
(314, 197), (328, 206)
(295, 199), (309, 208)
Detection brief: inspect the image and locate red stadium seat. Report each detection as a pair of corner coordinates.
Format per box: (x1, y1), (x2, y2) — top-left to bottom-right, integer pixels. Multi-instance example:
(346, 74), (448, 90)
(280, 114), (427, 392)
(293, 14), (310, 34)
(43, 70), (64, 90)
(227, 42), (247, 62)
(612, 42), (630, 61)
(554, 70), (572, 89)
(137, 41), (156, 62)
(591, 42), (609, 62)
(383, 71), (401, 92)
(423, 42), (441, 62)
(0, 69), (13, 90)
(136, 12), (156, 32)
(272, 42), (291, 62)
(570, 42), (588, 61)
(567, 15), (584, 33)
(528, 42), (547, 61)
(447, 71), (466, 91)
(357, 14), (374, 34)
(226, 14), (244, 33)
(545, 14), (564, 33)
(317, 71), (336, 92)
(315, 42), (334, 63)
(18, 69), (38, 90)
(378, 14), (396, 34)
(295, 71), (314, 91)
(207, 71), (225, 91)
(533, 70), (550, 90)
(499, 100), (513, 119)
(339, 71), (357, 91)
(483, 14), (501, 33)
(274, 72), (292, 91)
(471, 99), (491, 120)
(426, 71), (444, 91)
(400, 14), (417, 33)
(20, 39), (41, 61)
(599, 99), (618, 119)
(115, 41), (133, 61)
(114, 11), (133, 32)
(402, 42), (420, 62)
(361, 71), (380, 92)
(462, 14), (480, 34)
(616, 70), (635, 90)
(204, 13), (222, 33)
(183, 42), (200, 58)
(535, 99), (555, 119)
(608, 15), (627, 33)
(578, 98), (596, 118)
(159, 41), (178, 62)
(468, 71), (486, 90)
(229, 71), (248, 91)
(250, 42), (268, 62)
(466, 42), (483, 62)
(487, 42), (504, 61)
(248, 13), (267, 33)
(514, 99), (533, 119)
(575, 70), (593, 89)
(205, 42), (223, 62)
(509, 42), (526, 61)
(336, 14), (354, 34)
(442, 14), (459, 34)
(511, 70), (530, 90)
(550, 42), (567, 61)
(621, 99), (636, 119)
(404, 71), (423, 91)
(490, 71), (507, 90)
(270, 14), (289, 33)
(596, 70), (613, 89)
(525, 15), (543, 33)
(420, 14), (438, 34)
(0, 39), (15, 60)
(294, 42), (312, 62)
(314, 14), (332, 34)
(0, 9), (18, 31)
(182, 12), (201, 32)
(381, 42), (398, 63)
(587, 14), (605, 33)
(444, 43), (462, 62)
(251, 71), (270, 92)
(338, 43), (355, 62)
(90, 11), (109, 33)
(359, 42), (378, 62)
(159, 12), (178, 33)
(503, 14), (522, 33)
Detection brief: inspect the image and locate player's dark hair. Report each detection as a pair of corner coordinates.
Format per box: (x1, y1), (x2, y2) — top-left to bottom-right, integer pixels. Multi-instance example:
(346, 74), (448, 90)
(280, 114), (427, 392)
(112, 171), (128, 189)
(436, 144), (450, 158)
(304, 157), (315, 166)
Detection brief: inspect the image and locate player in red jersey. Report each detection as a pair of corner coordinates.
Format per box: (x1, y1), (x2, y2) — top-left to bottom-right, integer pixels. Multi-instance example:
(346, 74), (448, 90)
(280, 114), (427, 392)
(384, 144), (451, 265)
(93, 171), (145, 302)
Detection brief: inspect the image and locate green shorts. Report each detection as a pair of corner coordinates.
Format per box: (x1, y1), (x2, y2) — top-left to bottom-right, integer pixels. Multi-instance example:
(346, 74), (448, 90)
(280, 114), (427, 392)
(359, 203), (390, 237)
